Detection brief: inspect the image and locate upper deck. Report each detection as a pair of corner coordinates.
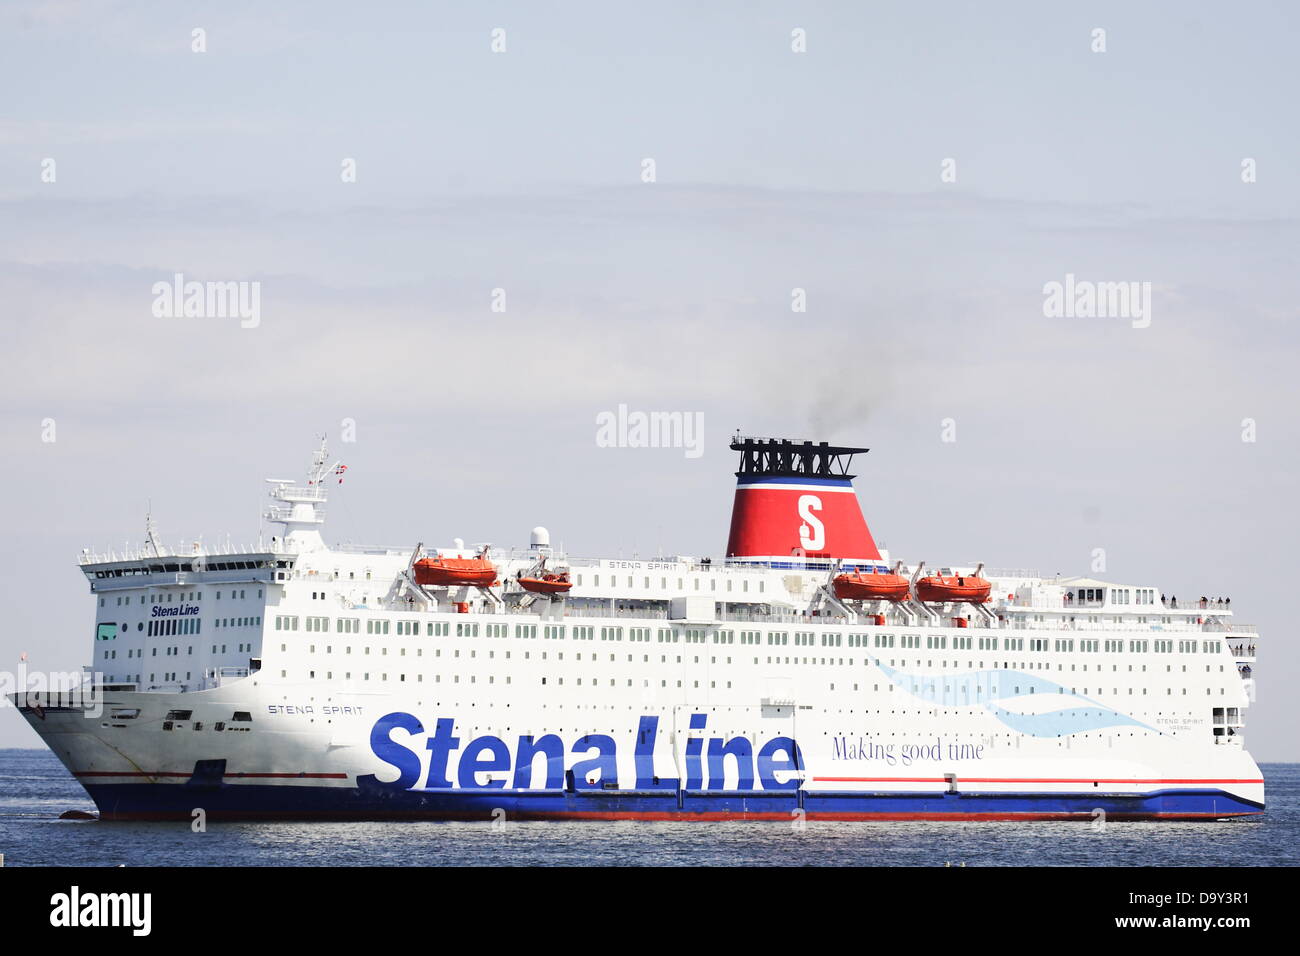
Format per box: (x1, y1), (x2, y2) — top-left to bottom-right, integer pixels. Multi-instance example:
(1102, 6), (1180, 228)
(79, 540), (1247, 636)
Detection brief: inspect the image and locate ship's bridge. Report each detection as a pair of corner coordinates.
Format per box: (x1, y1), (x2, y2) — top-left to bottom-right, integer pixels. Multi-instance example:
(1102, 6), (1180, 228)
(80, 550), (287, 592)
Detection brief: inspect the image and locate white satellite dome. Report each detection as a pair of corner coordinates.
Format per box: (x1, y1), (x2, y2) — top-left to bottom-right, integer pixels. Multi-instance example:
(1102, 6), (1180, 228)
(530, 526), (551, 549)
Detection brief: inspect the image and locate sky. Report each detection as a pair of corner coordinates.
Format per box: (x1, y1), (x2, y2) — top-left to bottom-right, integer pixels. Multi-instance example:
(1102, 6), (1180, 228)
(1, 1), (1297, 758)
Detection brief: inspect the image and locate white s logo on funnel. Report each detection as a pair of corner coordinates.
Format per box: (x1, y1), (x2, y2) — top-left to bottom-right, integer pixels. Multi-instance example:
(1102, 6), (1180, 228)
(797, 495), (825, 550)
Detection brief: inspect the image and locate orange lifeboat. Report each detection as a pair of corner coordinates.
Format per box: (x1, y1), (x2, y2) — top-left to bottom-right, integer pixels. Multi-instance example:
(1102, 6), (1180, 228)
(833, 570), (910, 602)
(518, 572), (573, 595)
(413, 555), (498, 588)
(915, 573), (991, 604)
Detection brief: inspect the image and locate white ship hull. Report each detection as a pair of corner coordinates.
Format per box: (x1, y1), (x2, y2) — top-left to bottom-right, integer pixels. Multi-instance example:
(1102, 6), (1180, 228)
(13, 616), (1264, 821)
(15, 437), (1264, 821)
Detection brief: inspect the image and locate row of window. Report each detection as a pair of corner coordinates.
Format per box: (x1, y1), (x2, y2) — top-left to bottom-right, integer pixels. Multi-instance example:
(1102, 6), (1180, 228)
(215, 616), (260, 629)
(93, 556), (280, 578)
(104, 613), (265, 640)
(899, 680), (1229, 699)
(277, 668), (753, 692)
(267, 615), (1232, 658)
(589, 625), (651, 642)
(267, 642), (1236, 688)
(928, 635), (974, 649)
(1117, 588), (1158, 605)
(103, 639), (252, 660)
(1014, 612), (1177, 625)
(100, 588), (261, 607)
(106, 647), (1232, 697)
(267, 664), (1232, 703)
(149, 618), (200, 637)
(575, 574), (766, 594)
(1071, 587), (1160, 608)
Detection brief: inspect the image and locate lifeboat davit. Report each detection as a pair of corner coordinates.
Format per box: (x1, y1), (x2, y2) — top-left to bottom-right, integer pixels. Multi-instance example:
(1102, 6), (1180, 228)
(833, 571), (911, 602)
(413, 555), (498, 588)
(518, 572), (573, 595)
(915, 574), (991, 604)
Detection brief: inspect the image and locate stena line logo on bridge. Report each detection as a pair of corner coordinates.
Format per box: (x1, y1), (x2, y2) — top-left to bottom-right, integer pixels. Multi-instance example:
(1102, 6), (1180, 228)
(361, 713), (804, 792)
(150, 604), (200, 618)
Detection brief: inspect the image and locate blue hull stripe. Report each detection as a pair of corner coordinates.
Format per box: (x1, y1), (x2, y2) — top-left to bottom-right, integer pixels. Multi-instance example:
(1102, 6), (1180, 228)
(736, 476), (853, 487)
(83, 783), (1264, 821)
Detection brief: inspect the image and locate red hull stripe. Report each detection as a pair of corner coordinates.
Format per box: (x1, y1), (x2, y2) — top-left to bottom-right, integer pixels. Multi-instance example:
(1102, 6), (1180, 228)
(73, 770), (347, 779)
(812, 776), (1265, 785)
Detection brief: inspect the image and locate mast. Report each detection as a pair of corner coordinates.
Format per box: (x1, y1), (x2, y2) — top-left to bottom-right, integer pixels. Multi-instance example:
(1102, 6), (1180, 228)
(144, 502), (166, 557)
(265, 436), (341, 553)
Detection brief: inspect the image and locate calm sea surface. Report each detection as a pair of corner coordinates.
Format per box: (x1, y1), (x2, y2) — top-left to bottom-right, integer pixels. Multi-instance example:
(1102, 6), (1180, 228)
(0, 749), (1294, 866)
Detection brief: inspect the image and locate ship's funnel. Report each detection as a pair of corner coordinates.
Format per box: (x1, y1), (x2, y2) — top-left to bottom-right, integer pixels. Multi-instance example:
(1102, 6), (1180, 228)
(725, 436), (881, 566)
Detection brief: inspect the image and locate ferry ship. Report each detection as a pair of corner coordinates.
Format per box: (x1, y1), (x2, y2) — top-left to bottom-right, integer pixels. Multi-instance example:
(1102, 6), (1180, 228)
(11, 436), (1264, 820)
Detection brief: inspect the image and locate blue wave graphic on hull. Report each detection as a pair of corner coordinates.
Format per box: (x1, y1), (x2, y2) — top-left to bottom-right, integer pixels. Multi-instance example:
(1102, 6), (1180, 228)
(873, 660), (1154, 737)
